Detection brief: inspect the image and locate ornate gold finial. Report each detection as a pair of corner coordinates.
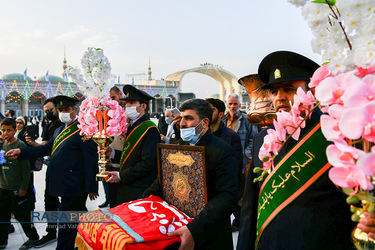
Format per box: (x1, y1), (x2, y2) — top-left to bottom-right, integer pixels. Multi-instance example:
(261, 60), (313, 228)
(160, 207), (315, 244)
(274, 69), (281, 79)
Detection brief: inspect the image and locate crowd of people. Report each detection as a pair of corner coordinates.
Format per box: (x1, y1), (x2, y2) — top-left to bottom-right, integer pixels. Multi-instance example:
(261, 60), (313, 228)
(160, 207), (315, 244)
(1, 50), (375, 250)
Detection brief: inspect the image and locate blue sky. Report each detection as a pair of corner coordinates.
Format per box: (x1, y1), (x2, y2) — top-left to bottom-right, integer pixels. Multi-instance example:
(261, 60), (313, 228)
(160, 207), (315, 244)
(0, 0), (321, 98)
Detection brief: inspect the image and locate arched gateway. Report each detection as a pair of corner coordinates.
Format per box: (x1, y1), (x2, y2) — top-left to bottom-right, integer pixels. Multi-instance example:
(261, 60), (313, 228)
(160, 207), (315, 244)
(164, 63), (240, 100)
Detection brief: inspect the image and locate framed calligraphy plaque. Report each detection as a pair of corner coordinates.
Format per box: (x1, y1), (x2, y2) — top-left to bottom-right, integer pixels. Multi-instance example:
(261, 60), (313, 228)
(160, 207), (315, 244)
(157, 144), (207, 218)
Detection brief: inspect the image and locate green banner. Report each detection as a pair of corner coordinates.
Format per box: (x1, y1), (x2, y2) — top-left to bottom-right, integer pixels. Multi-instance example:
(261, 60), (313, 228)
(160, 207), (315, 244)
(51, 121), (79, 155)
(119, 120), (157, 170)
(256, 123), (331, 247)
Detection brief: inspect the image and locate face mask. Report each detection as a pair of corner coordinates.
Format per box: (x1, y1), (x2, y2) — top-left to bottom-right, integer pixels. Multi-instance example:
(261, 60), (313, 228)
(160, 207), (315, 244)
(59, 112), (73, 124)
(126, 106), (140, 121)
(165, 117), (173, 125)
(180, 119), (204, 145)
(46, 111), (57, 121)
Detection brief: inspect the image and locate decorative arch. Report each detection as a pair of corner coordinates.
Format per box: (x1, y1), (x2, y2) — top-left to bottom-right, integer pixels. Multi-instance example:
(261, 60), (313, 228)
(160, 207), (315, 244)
(164, 64), (239, 100)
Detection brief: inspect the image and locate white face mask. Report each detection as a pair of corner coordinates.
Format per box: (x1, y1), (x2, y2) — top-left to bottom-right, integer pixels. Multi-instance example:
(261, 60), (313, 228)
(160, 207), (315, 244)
(59, 112), (73, 124)
(126, 106), (140, 120)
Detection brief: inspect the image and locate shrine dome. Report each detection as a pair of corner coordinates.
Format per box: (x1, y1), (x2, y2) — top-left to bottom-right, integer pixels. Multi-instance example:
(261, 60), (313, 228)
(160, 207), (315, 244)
(3, 73), (32, 81)
(36, 75), (65, 82)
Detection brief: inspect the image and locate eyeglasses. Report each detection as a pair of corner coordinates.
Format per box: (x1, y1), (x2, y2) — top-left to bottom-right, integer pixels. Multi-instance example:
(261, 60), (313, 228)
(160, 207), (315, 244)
(16, 122), (24, 124)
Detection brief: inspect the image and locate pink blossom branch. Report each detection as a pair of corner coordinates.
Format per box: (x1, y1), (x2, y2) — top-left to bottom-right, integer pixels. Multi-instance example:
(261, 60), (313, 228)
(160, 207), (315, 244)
(254, 101), (321, 183)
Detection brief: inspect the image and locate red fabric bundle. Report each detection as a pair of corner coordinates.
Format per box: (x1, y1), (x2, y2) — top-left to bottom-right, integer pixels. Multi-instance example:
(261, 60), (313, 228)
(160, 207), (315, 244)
(76, 196), (193, 249)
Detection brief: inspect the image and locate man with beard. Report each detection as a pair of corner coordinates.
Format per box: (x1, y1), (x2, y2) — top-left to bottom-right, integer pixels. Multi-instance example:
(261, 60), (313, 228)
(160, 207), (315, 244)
(144, 98), (238, 249)
(237, 51), (354, 250)
(25, 98), (64, 248)
(109, 86), (125, 107)
(222, 94), (257, 231)
(206, 98), (243, 188)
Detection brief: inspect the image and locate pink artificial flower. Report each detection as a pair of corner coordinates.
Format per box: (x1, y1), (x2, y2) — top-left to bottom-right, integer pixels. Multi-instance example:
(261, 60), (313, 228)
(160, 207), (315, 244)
(276, 111), (292, 128)
(87, 117), (98, 127)
(288, 104), (305, 140)
(295, 87), (315, 112)
(320, 105), (347, 141)
(107, 119), (118, 126)
(339, 101), (375, 142)
(341, 74), (375, 108)
(262, 160), (274, 171)
(356, 152), (375, 177)
(321, 115), (343, 141)
(332, 139), (366, 162)
(80, 99), (89, 110)
(326, 140), (371, 190)
(326, 144), (357, 168)
(315, 74), (354, 106)
(258, 147), (271, 163)
(106, 126), (117, 137)
(77, 97), (127, 138)
(108, 99), (119, 110)
(119, 116), (128, 135)
(273, 120), (286, 142)
(266, 129), (283, 155)
(309, 64), (333, 89)
(260, 133), (279, 157)
(276, 107), (304, 141)
(355, 65), (375, 77)
(327, 104), (347, 119)
(328, 165), (373, 190)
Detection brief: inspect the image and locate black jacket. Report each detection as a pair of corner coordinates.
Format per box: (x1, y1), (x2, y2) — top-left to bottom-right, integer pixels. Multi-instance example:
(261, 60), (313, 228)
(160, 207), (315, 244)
(117, 115), (161, 204)
(212, 121), (243, 176)
(237, 109), (355, 250)
(145, 130), (238, 249)
(20, 121), (98, 197)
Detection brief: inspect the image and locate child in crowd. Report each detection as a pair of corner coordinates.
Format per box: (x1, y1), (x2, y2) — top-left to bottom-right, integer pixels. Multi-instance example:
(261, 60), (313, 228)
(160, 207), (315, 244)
(0, 118), (39, 250)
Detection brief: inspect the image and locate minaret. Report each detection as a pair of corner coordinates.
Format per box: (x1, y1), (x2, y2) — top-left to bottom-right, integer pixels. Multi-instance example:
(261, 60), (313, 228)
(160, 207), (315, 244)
(147, 57), (152, 81)
(62, 47), (67, 78)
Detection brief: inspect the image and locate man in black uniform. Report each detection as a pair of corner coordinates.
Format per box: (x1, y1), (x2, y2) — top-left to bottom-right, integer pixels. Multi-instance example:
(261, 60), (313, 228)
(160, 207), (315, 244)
(105, 85), (161, 205)
(144, 98), (238, 249)
(25, 98), (64, 247)
(6, 95), (99, 250)
(237, 51), (354, 250)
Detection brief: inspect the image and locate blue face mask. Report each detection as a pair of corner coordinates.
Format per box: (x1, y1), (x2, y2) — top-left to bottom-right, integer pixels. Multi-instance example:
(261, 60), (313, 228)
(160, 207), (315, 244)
(165, 117), (173, 125)
(180, 119), (204, 145)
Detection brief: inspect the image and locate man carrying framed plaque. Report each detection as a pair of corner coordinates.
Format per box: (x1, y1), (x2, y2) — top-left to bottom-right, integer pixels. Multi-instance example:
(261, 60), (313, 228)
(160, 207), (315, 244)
(144, 98), (238, 249)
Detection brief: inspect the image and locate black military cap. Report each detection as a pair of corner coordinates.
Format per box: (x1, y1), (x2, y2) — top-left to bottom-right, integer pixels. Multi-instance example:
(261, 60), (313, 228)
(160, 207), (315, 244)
(258, 51), (320, 89)
(53, 95), (79, 109)
(121, 84), (154, 103)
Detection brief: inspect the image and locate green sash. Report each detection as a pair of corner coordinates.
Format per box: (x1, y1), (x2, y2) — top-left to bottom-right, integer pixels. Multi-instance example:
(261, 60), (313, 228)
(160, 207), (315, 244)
(256, 123), (331, 247)
(51, 120), (79, 155)
(119, 120), (157, 171)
